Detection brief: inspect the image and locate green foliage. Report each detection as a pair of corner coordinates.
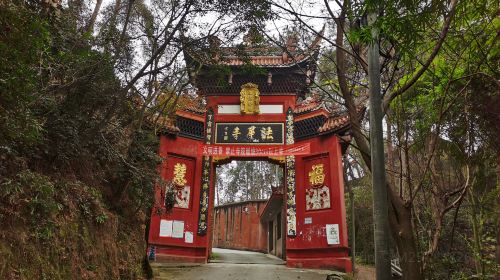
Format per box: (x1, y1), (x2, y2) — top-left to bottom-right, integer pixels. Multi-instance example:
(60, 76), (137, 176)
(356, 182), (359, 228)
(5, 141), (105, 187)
(216, 160), (281, 204)
(164, 181), (176, 211)
(95, 213), (108, 224)
(1, 170), (60, 220)
(0, 0), (161, 213)
(206, 64), (232, 87)
(209, 252), (220, 260)
(385, 1), (499, 277)
(346, 176), (375, 265)
(0, 3), (50, 151)
(238, 63), (267, 77)
(0, 2), (161, 277)
(203, 0), (274, 22)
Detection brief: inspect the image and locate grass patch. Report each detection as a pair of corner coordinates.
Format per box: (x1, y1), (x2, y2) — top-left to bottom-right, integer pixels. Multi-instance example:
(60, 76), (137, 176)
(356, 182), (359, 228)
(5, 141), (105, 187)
(209, 252), (220, 260)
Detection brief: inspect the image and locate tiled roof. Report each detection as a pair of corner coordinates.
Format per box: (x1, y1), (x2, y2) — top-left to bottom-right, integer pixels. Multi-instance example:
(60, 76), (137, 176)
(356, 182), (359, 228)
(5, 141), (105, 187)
(293, 92), (328, 114)
(225, 56), (282, 66)
(182, 102), (206, 115)
(295, 89), (368, 135)
(184, 26), (324, 68)
(177, 95), (206, 115)
(294, 101), (322, 114)
(318, 115), (350, 133)
(317, 104), (367, 134)
(223, 54), (309, 67)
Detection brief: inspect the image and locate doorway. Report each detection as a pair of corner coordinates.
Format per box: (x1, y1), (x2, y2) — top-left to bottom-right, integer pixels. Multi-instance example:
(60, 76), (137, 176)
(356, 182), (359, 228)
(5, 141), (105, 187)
(210, 159), (285, 263)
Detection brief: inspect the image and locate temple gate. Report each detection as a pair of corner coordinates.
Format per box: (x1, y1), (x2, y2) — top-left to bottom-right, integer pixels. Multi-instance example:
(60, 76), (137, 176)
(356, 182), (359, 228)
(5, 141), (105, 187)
(147, 31), (353, 272)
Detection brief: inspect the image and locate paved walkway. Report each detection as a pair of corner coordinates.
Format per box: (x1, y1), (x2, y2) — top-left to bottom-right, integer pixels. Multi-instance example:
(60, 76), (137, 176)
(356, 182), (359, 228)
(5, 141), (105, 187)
(152, 248), (344, 280)
(153, 263), (339, 280)
(209, 248), (285, 265)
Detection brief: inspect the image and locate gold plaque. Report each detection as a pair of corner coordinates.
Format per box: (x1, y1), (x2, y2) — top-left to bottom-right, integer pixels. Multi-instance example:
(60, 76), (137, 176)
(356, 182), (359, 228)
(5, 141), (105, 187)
(240, 83), (260, 115)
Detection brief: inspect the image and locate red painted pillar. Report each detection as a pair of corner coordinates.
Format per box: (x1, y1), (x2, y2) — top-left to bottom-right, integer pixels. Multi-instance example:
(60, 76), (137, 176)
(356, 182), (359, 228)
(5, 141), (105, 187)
(285, 136), (352, 272)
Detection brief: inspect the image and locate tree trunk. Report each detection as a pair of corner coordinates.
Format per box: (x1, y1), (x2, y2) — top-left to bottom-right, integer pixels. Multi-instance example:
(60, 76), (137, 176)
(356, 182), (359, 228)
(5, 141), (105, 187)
(388, 191), (423, 279)
(86, 0), (103, 33)
(335, 2), (424, 278)
(367, 9), (392, 278)
(468, 186), (484, 275)
(343, 156), (356, 273)
(496, 164), (500, 269)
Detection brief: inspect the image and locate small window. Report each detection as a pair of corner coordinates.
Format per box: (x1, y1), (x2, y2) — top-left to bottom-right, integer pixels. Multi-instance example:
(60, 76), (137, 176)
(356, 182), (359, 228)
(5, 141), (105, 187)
(276, 212), (281, 239)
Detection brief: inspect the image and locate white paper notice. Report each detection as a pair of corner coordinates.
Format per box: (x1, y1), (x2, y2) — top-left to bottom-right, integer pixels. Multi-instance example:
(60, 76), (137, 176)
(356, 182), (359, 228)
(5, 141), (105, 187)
(185, 231), (193, 243)
(159, 220), (173, 237)
(326, 224), (340, 245)
(172, 220), (184, 238)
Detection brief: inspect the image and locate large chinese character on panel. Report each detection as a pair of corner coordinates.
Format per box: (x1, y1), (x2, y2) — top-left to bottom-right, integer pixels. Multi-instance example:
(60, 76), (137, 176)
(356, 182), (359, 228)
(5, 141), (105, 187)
(305, 163), (331, 211)
(172, 163), (190, 209)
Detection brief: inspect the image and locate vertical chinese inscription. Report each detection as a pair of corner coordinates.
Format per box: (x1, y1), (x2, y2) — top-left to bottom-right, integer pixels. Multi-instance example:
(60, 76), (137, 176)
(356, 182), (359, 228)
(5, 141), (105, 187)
(285, 107), (297, 236)
(197, 108), (214, 236)
(240, 83), (260, 115)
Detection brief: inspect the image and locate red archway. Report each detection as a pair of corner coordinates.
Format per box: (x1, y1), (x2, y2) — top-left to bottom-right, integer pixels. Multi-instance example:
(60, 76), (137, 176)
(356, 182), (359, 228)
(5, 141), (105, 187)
(147, 32), (353, 272)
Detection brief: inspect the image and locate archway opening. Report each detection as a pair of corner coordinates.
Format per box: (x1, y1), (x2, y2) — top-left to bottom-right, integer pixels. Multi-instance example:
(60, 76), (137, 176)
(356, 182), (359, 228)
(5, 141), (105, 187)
(210, 159), (286, 264)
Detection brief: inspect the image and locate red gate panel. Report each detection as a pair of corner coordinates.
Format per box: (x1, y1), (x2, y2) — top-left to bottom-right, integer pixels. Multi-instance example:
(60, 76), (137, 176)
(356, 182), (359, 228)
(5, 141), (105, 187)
(286, 135), (351, 271)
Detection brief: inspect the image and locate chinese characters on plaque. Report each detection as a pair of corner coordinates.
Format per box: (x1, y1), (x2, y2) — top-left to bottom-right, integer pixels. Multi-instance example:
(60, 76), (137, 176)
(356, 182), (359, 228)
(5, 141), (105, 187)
(305, 163), (331, 211)
(326, 224), (340, 245)
(173, 163), (187, 186)
(200, 143), (310, 157)
(240, 83), (260, 115)
(215, 123), (283, 144)
(309, 164), (325, 186)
